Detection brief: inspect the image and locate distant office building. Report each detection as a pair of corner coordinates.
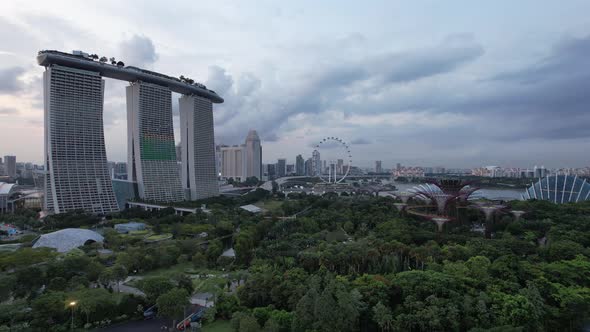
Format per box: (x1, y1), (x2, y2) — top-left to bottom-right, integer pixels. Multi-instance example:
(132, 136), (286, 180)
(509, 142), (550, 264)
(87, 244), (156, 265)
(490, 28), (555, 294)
(534, 165), (547, 178)
(296, 155), (305, 176)
(3, 156), (16, 178)
(127, 82), (184, 202)
(375, 160), (382, 173)
(43, 65), (118, 214)
(337, 159), (344, 175)
(304, 158), (313, 176)
(264, 163), (276, 180)
(286, 164), (295, 175)
(312, 150), (321, 176)
(277, 159), (286, 178)
(244, 130), (262, 180)
(179, 95), (219, 200)
(220, 145), (245, 181)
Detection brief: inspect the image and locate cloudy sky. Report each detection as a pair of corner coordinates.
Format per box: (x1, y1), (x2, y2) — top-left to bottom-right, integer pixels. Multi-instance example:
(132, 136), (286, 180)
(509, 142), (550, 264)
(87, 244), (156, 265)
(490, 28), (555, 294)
(1, 0), (589, 168)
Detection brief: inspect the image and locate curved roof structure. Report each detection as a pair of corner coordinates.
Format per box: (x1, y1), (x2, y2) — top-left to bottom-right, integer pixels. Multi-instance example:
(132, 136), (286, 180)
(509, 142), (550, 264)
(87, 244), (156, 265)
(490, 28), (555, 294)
(524, 175), (590, 204)
(32, 228), (104, 252)
(0, 183), (16, 195)
(37, 50), (223, 103)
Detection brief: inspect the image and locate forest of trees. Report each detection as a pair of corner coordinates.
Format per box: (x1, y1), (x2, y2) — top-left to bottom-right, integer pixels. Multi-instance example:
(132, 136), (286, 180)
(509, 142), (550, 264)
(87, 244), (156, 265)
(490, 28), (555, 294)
(0, 193), (589, 331)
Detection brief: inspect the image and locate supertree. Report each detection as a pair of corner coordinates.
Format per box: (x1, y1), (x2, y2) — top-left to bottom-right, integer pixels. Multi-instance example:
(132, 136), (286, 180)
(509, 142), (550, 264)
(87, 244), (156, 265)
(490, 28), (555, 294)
(406, 179), (480, 232)
(473, 202), (507, 238)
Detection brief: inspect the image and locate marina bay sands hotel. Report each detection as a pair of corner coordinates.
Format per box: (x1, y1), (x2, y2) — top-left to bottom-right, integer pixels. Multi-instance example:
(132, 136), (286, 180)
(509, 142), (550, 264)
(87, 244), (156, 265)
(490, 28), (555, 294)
(38, 50), (224, 214)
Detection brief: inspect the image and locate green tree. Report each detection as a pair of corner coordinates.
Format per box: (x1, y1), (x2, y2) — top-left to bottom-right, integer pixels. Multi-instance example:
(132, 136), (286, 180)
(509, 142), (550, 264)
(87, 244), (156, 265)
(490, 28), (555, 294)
(372, 301), (393, 332)
(139, 277), (175, 303)
(112, 264), (128, 292)
(239, 314), (261, 332)
(156, 288), (189, 326)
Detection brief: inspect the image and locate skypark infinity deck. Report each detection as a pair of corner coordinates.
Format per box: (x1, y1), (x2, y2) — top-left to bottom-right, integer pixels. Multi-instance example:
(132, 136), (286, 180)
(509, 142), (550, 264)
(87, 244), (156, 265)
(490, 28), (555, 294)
(37, 50), (224, 103)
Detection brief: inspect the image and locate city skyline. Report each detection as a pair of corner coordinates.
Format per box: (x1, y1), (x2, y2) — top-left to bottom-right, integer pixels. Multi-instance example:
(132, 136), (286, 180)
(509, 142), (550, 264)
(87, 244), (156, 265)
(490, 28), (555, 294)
(1, 1), (590, 168)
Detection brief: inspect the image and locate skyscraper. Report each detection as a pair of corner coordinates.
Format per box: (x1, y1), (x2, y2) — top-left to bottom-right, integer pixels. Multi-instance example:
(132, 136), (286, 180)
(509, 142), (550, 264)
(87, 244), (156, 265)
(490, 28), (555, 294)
(244, 130), (262, 180)
(219, 145), (245, 180)
(3, 156), (16, 178)
(43, 66), (118, 214)
(179, 95), (219, 200)
(296, 154), (304, 176)
(127, 82), (184, 202)
(277, 158), (286, 178)
(375, 160), (382, 173)
(337, 159), (344, 175)
(304, 158), (313, 176)
(312, 150), (321, 176)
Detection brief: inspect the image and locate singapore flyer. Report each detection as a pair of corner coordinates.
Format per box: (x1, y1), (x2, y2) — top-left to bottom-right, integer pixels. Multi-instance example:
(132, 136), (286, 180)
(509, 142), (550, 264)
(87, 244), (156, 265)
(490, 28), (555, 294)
(312, 137), (352, 184)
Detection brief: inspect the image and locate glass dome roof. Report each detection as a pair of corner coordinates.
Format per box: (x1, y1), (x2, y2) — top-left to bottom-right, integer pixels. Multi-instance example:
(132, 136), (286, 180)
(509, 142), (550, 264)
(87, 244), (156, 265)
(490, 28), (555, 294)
(523, 175), (590, 204)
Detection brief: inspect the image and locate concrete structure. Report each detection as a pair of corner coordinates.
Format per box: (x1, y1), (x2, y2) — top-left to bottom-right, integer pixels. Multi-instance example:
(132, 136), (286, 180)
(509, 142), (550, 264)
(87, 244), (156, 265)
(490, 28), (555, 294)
(0, 183), (16, 213)
(312, 150), (321, 176)
(240, 204), (262, 213)
(38, 50), (223, 213)
(127, 82), (184, 202)
(296, 155), (305, 176)
(219, 145), (245, 180)
(43, 65), (119, 214)
(277, 159), (286, 178)
(179, 95), (219, 200)
(375, 160), (382, 173)
(244, 130), (262, 180)
(114, 222), (146, 233)
(511, 210), (526, 221)
(3, 156), (16, 178)
(32, 228), (104, 252)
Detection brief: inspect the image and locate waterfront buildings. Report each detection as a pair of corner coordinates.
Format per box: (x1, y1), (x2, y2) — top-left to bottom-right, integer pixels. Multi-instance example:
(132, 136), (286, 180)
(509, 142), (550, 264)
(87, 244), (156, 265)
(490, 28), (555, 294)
(38, 50), (223, 213)
(219, 145), (246, 181)
(312, 150), (321, 176)
(218, 130), (263, 182)
(375, 160), (382, 173)
(276, 158), (286, 178)
(127, 82), (184, 202)
(179, 95), (219, 200)
(3, 156), (16, 178)
(43, 65), (119, 214)
(296, 155), (305, 176)
(244, 130), (262, 180)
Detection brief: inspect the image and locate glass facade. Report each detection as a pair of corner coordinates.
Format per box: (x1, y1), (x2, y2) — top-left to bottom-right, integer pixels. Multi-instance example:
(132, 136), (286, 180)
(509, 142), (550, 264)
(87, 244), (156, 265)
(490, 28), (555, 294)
(524, 175), (590, 203)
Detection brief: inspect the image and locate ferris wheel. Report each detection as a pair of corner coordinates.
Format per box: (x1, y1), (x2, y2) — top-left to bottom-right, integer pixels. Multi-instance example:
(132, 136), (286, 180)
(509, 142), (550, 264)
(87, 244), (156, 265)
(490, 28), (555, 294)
(312, 137), (352, 184)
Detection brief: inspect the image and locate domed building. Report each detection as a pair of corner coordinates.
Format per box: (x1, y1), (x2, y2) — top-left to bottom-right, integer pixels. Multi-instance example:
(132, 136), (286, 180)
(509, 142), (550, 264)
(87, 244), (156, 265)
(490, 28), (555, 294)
(523, 175), (590, 204)
(32, 228), (104, 252)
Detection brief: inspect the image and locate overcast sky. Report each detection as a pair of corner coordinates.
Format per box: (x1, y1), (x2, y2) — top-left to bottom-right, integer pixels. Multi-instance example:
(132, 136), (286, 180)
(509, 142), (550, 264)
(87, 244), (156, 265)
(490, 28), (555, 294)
(1, 0), (589, 168)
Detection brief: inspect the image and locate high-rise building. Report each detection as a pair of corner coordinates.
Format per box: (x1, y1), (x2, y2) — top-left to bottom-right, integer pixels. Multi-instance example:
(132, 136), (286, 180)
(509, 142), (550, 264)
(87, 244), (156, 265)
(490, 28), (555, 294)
(220, 145), (245, 180)
(286, 164), (295, 175)
(312, 150), (321, 176)
(43, 66), (118, 214)
(304, 158), (313, 176)
(3, 156), (16, 178)
(296, 155), (304, 176)
(179, 95), (219, 200)
(244, 130), (262, 180)
(127, 82), (184, 202)
(277, 158), (286, 178)
(375, 160), (382, 173)
(337, 159), (344, 175)
(264, 163), (276, 180)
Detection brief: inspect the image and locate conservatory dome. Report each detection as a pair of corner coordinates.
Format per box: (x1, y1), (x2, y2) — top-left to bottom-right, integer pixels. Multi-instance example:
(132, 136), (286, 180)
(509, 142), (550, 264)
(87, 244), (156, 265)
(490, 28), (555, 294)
(32, 228), (104, 252)
(523, 175), (590, 204)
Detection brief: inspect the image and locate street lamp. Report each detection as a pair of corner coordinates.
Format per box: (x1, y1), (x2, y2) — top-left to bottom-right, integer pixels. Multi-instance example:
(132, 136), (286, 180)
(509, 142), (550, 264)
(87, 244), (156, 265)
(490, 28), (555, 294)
(68, 301), (77, 331)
